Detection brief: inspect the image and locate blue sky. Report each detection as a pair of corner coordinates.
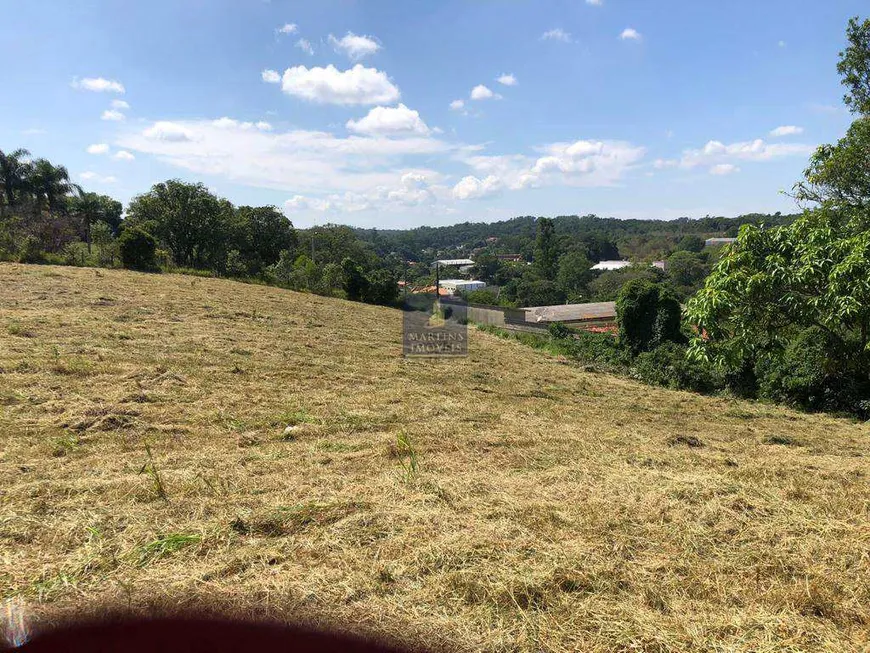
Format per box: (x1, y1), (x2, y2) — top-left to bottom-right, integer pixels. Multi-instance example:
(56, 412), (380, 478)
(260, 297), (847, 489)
(0, 0), (863, 228)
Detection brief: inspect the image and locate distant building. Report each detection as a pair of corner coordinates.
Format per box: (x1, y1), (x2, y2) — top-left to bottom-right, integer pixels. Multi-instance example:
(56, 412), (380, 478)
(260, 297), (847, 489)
(496, 254), (524, 262)
(433, 258), (475, 267)
(652, 260), (667, 271)
(591, 260), (632, 271)
(705, 237), (737, 247)
(524, 301), (617, 330)
(439, 279), (486, 295)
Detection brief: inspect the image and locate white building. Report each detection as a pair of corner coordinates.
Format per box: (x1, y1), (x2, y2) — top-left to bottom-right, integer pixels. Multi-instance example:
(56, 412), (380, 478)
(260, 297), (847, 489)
(590, 260), (633, 271)
(439, 279), (486, 295)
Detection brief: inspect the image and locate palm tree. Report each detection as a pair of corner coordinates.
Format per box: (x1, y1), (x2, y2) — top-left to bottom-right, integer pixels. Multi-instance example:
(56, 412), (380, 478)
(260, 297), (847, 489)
(29, 159), (80, 212)
(0, 148), (31, 207)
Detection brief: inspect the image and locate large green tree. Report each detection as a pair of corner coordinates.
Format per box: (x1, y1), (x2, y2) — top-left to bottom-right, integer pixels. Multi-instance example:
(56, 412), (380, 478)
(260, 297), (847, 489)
(126, 180), (233, 269)
(686, 16), (870, 411)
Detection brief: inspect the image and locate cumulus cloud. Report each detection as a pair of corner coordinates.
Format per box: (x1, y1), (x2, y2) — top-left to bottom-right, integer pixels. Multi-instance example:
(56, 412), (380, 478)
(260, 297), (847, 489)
(470, 84), (499, 100)
(387, 172), (437, 206)
(620, 28), (641, 41)
(118, 117), (452, 198)
(111, 99), (130, 110)
(542, 28), (572, 42)
(328, 32), (381, 60)
(346, 104), (430, 136)
(72, 77), (125, 93)
(679, 138), (815, 168)
(277, 23), (297, 35)
(79, 171), (117, 183)
(256, 121), (273, 131)
(710, 163), (740, 175)
(211, 117), (275, 131)
(449, 99), (465, 111)
(462, 139), (646, 190)
(261, 69), (281, 84)
(452, 175), (503, 200)
(296, 38), (314, 55)
(496, 73), (517, 86)
(143, 121), (194, 142)
(113, 150), (135, 161)
(277, 64), (399, 105)
(101, 109), (125, 122)
(87, 143), (110, 155)
(770, 125), (803, 137)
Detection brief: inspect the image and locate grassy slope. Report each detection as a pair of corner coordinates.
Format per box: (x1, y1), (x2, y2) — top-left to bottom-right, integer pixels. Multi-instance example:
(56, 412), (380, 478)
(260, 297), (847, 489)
(0, 263), (868, 652)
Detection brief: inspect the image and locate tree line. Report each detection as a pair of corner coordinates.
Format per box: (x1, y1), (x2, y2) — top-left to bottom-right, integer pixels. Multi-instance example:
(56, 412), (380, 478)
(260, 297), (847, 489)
(0, 167), (400, 306)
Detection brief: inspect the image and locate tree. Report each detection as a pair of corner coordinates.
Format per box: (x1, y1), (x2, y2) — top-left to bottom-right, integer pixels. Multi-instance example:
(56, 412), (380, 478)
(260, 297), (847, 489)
(29, 159), (79, 212)
(676, 235), (705, 253)
(234, 206), (297, 275)
(341, 258), (369, 301)
(666, 250), (710, 299)
(533, 218), (559, 279)
(126, 180), (232, 270)
(556, 250), (593, 302)
(512, 276), (564, 307)
(837, 16), (870, 114)
(69, 192), (123, 252)
(470, 252), (503, 284)
(119, 228), (158, 271)
(616, 279), (683, 355)
(0, 148), (31, 207)
(90, 220), (118, 266)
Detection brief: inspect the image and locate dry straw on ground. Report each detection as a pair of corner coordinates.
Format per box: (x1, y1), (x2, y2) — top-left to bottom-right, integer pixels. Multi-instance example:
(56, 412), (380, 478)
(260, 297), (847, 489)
(0, 263), (868, 652)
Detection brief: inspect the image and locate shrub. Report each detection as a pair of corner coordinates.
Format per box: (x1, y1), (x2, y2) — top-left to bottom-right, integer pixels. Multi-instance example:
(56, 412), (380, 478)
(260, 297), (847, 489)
(633, 342), (722, 393)
(756, 326), (870, 414)
(17, 235), (45, 264)
(565, 330), (631, 369)
(616, 279), (683, 354)
(548, 322), (573, 340)
(119, 228), (158, 271)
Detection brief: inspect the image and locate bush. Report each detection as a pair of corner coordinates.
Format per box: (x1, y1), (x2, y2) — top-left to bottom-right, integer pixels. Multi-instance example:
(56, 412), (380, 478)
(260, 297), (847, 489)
(616, 279), (683, 354)
(119, 228), (158, 271)
(633, 342), (722, 393)
(565, 330), (631, 369)
(17, 235), (45, 264)
(548, 322), (573, 340)
(756, 327), (870, 414)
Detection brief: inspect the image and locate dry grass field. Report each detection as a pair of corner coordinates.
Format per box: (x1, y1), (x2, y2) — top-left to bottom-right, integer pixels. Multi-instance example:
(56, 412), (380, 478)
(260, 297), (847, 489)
(1, 263), (868, 652)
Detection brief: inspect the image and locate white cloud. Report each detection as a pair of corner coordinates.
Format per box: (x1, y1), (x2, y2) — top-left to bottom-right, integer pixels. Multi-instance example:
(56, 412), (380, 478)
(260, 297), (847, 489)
(113, 150), (135, 161)
(387, 172), (437, 206)
(452, 175), (503, 200)
(462, 139), (646, 190)
(778, 40), (786, 48)
(653, 158), (678, 169)
(111, 99), (130, 110)
(346, 104), (430, 136)
(101, 109), (125, 122)
(328, 32), (381, 60)
(211, 117), (275, 132)
(256, 121), (273, 131)
(72, 77), (125, 93)
(679, 137), (815, 168)
(261, 69), (281, 84)
(119, 117), (452, 198)
(143, 121), (194, 142)
(277, 64), (399, 105)
(542, 28), (572, 42)
(470, 84), (498, 100)
(87, 143), (110, 155)
(586, 0), (602, 5)
(770, 125), (803, 137)
(296, 38), (314, 55)
(277, 23), (297, 35)
(710, 164), (740, 175)
(620, 28), (641, 41)
(449, 99), (465, 111)
(79, 172), (117, 183)
(496, 73), (517, 87)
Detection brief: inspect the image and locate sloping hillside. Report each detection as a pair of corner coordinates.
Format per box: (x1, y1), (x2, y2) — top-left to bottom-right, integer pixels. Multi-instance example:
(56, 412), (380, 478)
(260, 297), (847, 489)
(1, 263), (868, 652)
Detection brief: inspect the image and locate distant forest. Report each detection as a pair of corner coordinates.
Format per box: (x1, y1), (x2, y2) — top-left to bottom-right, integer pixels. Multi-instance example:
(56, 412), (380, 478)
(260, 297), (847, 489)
(353, 212), (798, 262)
